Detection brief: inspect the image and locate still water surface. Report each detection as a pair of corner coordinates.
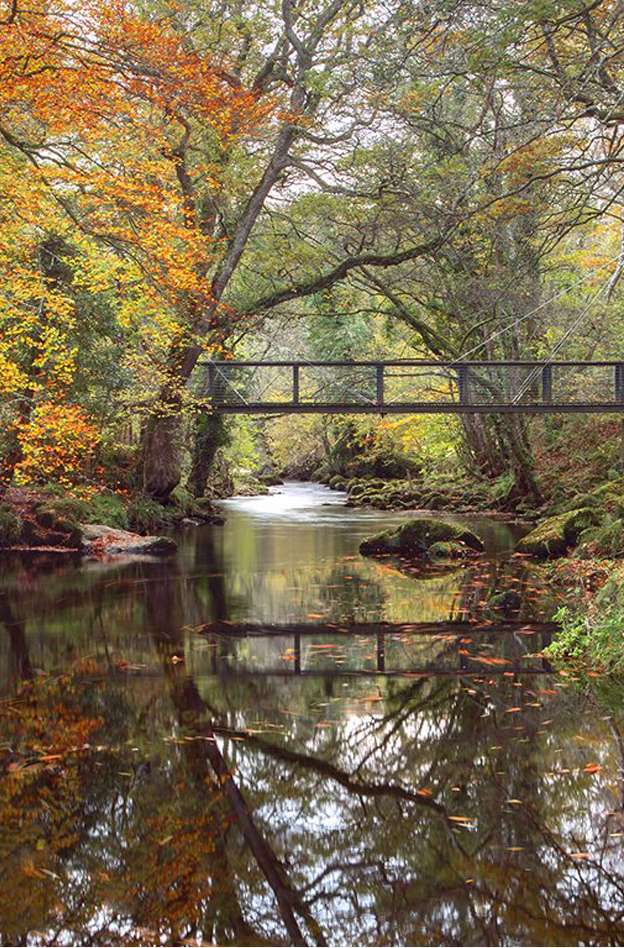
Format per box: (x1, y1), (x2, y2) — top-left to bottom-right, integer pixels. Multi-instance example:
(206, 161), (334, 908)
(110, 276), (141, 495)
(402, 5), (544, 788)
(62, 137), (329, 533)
(1, 482), (624, 946)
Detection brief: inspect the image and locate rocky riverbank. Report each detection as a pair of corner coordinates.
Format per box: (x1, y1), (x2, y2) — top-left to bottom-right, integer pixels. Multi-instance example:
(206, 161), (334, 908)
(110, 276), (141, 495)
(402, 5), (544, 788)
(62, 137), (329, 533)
(0, 487), (222, 557)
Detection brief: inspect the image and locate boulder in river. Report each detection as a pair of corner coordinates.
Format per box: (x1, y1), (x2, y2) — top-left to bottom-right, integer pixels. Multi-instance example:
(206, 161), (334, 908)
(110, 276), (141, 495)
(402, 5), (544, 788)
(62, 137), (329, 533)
(359, 517), (484, 559)
(80, 523), (177, 557)
(515, 507), (600, 559)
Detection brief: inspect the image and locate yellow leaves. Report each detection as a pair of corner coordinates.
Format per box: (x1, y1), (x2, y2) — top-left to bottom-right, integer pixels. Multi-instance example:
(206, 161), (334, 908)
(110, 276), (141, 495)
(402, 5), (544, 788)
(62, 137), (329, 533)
(0, 0), (276, 363)
(14, 402), (100, 487)
(0, 350), (28, 395)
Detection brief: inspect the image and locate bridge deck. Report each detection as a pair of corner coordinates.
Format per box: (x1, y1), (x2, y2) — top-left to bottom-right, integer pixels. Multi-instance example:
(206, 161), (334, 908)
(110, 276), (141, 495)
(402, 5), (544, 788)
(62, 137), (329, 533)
(198, 619), (554, 676)
(203, 359), (624, 413)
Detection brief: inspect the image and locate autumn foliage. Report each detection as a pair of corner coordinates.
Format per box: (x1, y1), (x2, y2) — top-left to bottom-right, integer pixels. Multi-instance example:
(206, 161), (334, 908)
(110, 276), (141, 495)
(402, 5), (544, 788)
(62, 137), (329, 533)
(13, 402), (101, 487)
(0, 0), (273, 487)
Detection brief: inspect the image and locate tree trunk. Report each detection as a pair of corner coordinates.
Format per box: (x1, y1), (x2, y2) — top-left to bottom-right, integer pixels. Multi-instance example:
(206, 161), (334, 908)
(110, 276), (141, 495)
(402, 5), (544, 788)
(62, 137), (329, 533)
(140, 411), (184, 502)
(503, 415), (543, 506)
(460, 413), (542, 508)
(188, 413), (227, 498)
(460, 415), (505, 479)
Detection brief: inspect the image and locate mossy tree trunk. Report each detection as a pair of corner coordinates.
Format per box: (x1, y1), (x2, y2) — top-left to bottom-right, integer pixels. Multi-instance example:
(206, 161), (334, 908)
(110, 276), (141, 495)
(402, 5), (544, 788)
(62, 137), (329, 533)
(460, 414), (542, 507)
(140, 409), (184, 504)
(188, 413), (228, 498)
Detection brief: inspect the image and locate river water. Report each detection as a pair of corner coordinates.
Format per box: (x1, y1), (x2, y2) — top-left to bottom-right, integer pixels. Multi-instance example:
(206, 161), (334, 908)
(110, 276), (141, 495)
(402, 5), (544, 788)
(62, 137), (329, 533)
(1, 482), (624, 946)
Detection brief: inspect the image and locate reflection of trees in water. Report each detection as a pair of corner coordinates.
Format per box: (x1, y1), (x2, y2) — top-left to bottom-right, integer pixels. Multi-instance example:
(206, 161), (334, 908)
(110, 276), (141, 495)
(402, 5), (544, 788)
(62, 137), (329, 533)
(200, 670), (624, 946)
(149, 605), (326, 946)
(3, 581), (624, 944)
(3, 540), (624, 944)
(0, 527), (552, 694)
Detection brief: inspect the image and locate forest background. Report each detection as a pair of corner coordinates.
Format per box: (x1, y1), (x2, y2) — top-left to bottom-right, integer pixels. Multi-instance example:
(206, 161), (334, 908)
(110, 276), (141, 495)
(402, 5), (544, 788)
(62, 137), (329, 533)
(2, 0), (624, 530)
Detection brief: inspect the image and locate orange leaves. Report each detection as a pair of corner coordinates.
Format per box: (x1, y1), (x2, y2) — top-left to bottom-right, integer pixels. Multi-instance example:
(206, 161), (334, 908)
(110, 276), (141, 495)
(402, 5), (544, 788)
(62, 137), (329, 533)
(14, 401), (100, 487)
(473, 655), (512, 667)
(0, 0), (276, 373)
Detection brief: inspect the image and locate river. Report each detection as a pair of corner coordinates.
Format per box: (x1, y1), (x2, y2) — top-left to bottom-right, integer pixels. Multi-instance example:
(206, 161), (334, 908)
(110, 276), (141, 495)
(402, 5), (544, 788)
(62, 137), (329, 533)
(1, 482), (623, 946)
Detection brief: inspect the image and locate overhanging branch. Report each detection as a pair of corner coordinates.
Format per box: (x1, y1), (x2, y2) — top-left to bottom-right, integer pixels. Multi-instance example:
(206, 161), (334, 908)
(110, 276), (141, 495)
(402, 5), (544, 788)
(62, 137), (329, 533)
(241, 235), (448, 314)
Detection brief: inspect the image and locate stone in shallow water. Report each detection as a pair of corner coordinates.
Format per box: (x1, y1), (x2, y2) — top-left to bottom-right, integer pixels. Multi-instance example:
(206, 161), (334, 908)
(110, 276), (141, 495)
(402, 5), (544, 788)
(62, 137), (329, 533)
(359, 517), (483, 558)
(80, 523), (177, 556)
(515, 507), (600, 559)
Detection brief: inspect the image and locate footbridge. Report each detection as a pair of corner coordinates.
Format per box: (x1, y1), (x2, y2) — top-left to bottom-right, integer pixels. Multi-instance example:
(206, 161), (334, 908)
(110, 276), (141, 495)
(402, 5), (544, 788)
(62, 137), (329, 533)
(205, 359), (624, 414)
(197, 619), (555, 678)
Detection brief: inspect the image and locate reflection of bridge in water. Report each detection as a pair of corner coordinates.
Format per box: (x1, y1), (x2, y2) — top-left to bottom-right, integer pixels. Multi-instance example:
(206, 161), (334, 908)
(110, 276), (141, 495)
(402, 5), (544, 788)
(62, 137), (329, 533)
(197, 620), (556, 677)
(205, 359), (624, 414)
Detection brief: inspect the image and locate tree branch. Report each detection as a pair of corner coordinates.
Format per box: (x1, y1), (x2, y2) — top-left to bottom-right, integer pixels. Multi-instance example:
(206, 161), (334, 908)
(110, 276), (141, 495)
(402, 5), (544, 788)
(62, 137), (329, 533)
(241, 235), (447, 314)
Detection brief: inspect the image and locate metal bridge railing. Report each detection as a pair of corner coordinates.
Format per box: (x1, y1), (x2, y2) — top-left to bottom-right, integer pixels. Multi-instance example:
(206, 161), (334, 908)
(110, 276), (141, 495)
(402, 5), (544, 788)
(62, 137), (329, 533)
(204, 360), (624, 414)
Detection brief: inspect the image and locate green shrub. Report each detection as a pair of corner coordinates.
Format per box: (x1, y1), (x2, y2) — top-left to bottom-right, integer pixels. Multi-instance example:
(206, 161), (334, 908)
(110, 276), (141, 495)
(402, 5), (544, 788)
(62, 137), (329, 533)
(170, 485), (197, 516)
(127, 496), (177, 533)
(547, 584), (624, 673)
(577, 518), (624, 559)
(84, 493), (129, 529)
(545, 607), (591, 664)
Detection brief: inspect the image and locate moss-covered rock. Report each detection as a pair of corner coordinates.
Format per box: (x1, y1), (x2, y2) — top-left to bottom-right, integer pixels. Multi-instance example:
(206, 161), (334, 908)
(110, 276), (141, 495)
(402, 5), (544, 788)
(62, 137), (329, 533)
(32, 492), (129, 531)
(427, 540), (468, 559)
(360, 517), (484, 559)
(516, 507), (600, 559)
(0, 506), (22, 546)
(486, 590), (522, 617)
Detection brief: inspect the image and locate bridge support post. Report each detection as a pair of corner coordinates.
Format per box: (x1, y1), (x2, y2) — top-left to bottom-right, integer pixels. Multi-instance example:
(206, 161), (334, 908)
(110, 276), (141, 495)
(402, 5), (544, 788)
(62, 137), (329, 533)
(292, 364), (300, 405)
(542, 365), (552, 404)
(208, 363), (216, 402)
(457, 365), (470, 404)
(615, 363), (624, 403)
(375, 363), (384, 410)
(376, 630), (385, 673)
